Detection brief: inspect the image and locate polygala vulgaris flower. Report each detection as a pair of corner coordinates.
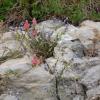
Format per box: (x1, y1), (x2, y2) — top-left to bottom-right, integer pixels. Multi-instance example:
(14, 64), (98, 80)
(32, 18), (37, 25)
(23, 20), (30, 31)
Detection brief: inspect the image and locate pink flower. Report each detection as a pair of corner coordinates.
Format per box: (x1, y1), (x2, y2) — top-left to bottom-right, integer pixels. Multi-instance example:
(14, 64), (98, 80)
(23, 20), (30, 31)
(32, 56), (41, 65)
(32, 30), (38, 37)
(32, 18), (37, 25)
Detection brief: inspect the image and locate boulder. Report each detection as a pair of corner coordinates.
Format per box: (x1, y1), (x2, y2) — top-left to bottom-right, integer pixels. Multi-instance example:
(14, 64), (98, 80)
(50, 24), (78, 42)
(86, 86), (100, 100)
(0, 55), (32, 76)
(0, 40), (24, 64)
(80, 20), (100, 32)
(8, 65), (55, 100)
(0, 95), (18, 100)
(36, 19), (64, 40)
(1, 32), (15, 41)
(81, 65), (100, 89)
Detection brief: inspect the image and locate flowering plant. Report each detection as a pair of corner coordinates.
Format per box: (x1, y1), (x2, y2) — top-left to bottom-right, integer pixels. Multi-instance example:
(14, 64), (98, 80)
(15, 18), (57, 66)
(23, 20), (30, 31)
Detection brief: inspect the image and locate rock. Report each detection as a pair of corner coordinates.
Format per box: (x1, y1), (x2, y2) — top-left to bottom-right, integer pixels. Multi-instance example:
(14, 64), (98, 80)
(80, 20), (100, 32)
(0, 55), (32, 76)
(64, 24), (79, 39)
(45, 57), (68, 75)
(61, 57), (100, 80)
(36, 19), (64, 39)
(20, 89), (56, 100)
(86, 86), (100, 100)
(50, 25), (67, 41)
(9, 66), (55, 100)
(57, 79), (85, 100)
(54, 45), (76, 62)
(58, 39), (85, 58)
(50, 24), (78, 42)
(76, 26), (97, 48)
(81, 65), (100, 89)
(54, 39), (84, 64)
(4, 95), (18, 100)
(14, 65), (53, 85)
(45, 57), (57, 74)
(73, 95), (84, 100)
(0, 40), (24, 64)
(77, 21), (100, 49)
(0, 94), (18, 100)
(0, 30), (27, 64)
(1, 32), (15, 41)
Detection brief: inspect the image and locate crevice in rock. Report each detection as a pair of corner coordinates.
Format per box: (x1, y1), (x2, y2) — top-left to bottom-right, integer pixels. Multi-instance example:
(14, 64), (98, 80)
(0, 75), (10, 95)
(80, 83), (88, 99)
(55, 76), (61, 100)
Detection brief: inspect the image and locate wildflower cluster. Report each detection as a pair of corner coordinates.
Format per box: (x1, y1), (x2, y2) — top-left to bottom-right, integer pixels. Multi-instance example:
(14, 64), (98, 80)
(20, 18), (56, 66)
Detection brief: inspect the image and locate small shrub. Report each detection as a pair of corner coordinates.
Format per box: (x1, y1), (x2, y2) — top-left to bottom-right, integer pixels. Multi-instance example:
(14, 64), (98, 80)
(0, 0), (16, 20)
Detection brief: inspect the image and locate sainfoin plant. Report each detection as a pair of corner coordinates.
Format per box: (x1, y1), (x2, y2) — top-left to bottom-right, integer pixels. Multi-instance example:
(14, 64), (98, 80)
(23, 20), (30, 31)
(16, 18), (57, 66)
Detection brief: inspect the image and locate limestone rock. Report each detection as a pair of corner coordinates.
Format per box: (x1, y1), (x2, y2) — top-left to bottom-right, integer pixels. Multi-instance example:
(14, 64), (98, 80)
(86, 86), (100, 100)
(80, 20), (100, 32)
(0, 56), (32, 76)
(36, 19), (64, 40)
(0, 40), (25, 64)
(0, 95), (18, 100)
(81, 65), (100, 89)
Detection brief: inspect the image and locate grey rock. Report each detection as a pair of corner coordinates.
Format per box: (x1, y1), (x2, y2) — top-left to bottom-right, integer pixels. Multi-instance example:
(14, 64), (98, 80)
(0, 40), (24, 60)
(4, 95), (18, 100)
(81, 65), (100, 89)
(36, 19), (64, 40)
(0, 56), (32, 76)
(80, 20), (100, 32)
(86, 86), (100, 100)
(0, 95), (18, 100)
(73, 95), (84, 100)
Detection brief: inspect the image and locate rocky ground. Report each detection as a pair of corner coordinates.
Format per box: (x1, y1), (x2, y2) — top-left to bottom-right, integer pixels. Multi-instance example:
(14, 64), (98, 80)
(0, 19), (100, 100)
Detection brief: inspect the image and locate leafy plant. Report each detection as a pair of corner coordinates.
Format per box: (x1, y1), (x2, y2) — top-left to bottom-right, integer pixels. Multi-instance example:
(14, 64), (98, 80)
(0, 0), (100, 23)
(0, 0), (16, 20)
(15, 19), (57, 63)
(29, 36), (57, 59)
(32, 0), (63, 20)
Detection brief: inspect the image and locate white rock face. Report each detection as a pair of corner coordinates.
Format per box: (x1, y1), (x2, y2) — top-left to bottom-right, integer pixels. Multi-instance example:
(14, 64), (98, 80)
(78, 20), (100, 49)
(0, 55), (32, 75)
(36, 19), (64, 39)
(4, 95), (18, 100)
(0, 95), (18, 100)
(80, 20), (100, 31)
(75, 26), (98, 48)
(50, 24), (78, 41)
(50, 25), (67, 41)
(86, 86), (100, 100)
(1, 32), (15, 41)
(0, 31), (25, 60)
(81, 65), (100, 89)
